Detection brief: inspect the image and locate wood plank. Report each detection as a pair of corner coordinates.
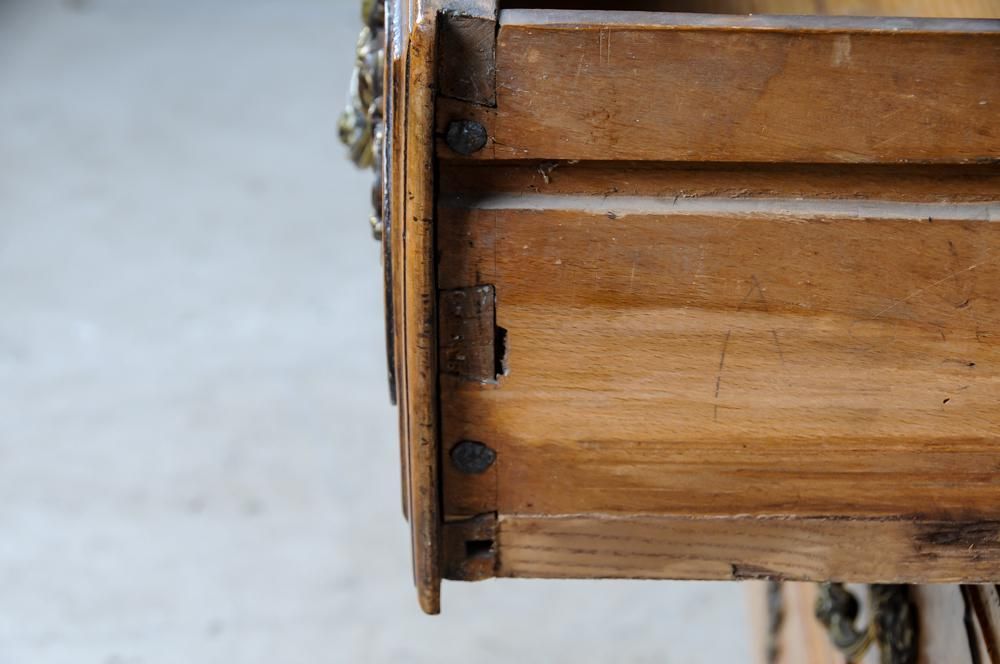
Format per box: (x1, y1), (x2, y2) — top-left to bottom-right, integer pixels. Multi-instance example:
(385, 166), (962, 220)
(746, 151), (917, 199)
(437, 192), (1000, 521)
(401, 12), (442, 615)
(498, 515), (1000, 583)
(457, 11), (1000, 163)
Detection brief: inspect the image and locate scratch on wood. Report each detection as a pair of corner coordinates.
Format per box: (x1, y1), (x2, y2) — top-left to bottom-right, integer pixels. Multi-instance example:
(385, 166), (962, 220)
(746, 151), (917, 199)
(598, 28), (612, 66)
(714, 329), (733, 422)
(870, 254), (996, 321)
(736, 274), (773, 315)
(731, 563), (783, 580)
(771, 329), (786, 366)
(574, 52), (586, 85)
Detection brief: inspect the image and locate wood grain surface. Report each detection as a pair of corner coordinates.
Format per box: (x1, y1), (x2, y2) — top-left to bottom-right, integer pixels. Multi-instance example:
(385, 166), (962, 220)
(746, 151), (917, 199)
(498, 515), (1000, 582)
(400, 11), (442, 615)
(499, 0), (1000, 19)
(436, 161), (1000, 579)
(438, 195), (1000, 516)
(437, 11), (1000, 163)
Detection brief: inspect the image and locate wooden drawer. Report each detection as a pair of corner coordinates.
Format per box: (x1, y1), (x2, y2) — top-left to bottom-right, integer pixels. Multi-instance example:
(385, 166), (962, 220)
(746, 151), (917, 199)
(341, 0), (1000, 620)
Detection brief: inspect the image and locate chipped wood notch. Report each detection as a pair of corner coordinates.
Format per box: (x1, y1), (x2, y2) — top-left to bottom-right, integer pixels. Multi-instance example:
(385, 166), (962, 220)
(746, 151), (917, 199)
(439, 285), (508, 383)
(442, 513), (498, 581)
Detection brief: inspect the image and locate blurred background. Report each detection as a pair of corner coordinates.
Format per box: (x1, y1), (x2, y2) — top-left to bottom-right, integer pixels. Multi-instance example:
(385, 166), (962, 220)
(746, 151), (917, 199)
(0, 1), (750, 661)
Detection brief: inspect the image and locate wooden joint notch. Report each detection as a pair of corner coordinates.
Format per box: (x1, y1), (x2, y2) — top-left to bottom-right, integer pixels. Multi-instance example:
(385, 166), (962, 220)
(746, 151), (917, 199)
(437, 7), (497, 107)
(439, 285), (508, 384)
(443, 512), (498, 581)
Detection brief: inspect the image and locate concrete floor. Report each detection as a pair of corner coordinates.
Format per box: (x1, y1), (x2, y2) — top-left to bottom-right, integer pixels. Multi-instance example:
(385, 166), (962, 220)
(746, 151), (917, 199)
(0, 1), (752, 662)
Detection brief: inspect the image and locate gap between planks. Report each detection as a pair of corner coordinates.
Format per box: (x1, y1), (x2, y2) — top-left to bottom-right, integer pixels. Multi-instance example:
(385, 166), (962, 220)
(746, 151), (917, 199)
(499, 9), (1000, 33)
(440, 192), (1000, 221)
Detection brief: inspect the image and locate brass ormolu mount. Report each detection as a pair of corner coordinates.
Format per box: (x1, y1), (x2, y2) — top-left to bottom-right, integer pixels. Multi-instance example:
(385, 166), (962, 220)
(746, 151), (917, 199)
(338, 0), (386, 240)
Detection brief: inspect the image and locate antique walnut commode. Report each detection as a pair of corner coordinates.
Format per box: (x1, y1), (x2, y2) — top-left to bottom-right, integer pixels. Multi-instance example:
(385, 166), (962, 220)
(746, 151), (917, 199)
(341, 0), (1000, 660)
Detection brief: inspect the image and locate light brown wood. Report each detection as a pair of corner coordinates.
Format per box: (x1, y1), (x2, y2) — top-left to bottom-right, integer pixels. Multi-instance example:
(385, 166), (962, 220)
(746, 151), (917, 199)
(437, 11), (1000, 163)
(498, 515), (1000, 582)
(401, 11), (443, 615)
(438, 193), (1000, 519)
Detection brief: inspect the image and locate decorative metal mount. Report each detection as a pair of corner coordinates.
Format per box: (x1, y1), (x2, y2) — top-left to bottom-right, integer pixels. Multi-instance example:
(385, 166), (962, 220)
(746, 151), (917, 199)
(815, 583), (918, 664)
(338, 0), (386, 241)
(338, 0), (397, 403)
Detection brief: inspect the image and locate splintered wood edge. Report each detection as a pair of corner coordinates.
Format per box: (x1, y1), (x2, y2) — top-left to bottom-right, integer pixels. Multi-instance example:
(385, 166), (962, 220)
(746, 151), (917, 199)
(497, 515), (1000, 583)
(403, 13), (442, 615)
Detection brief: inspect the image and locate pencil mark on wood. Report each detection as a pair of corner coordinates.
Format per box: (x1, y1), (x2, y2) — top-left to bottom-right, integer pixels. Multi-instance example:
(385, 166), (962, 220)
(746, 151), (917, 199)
(771, 329), (786, 366)
(714, 329), (733, 422)
(574, 52), (586, 86)
(738, 274), (771, 313)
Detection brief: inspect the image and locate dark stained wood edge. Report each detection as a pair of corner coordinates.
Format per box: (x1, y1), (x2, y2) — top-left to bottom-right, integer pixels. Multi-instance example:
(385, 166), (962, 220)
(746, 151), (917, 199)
(498, 514), (1000, 583)
(387, 0), (408, 523)
(391, 0), (412, 522)
(438, 13), (498, 106)
(500, 8), (1000, 33)
(437, 161), (1000, 203)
